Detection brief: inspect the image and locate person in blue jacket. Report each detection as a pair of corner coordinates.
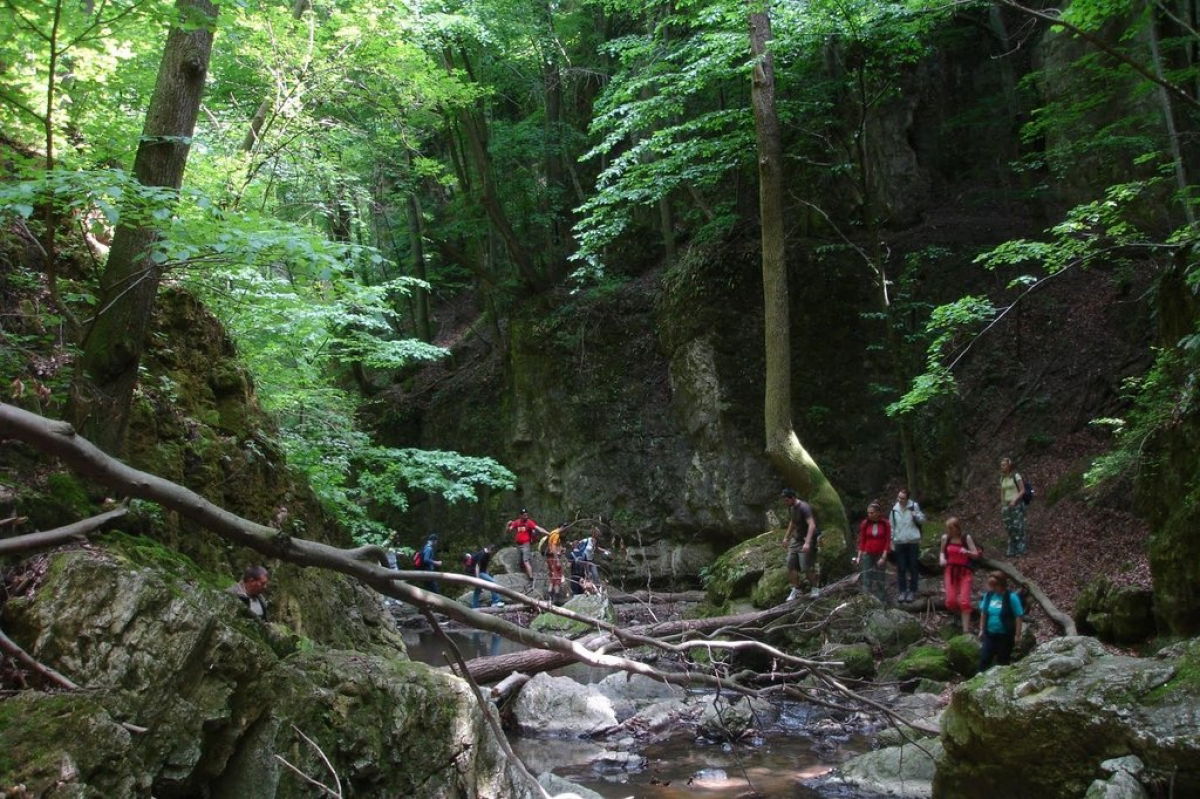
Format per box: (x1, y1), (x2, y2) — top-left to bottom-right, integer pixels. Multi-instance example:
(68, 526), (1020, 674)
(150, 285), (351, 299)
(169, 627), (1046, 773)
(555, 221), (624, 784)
(978, 571), (1025, 671)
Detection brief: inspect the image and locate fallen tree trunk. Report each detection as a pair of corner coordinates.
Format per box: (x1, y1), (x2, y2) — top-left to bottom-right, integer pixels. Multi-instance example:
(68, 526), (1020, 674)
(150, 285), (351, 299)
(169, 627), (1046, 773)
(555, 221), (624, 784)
(464, 577), (858, 683)
(978, 556), (1077, 636)
(607, 590), (707, 605)
(0, 506), (128, 555)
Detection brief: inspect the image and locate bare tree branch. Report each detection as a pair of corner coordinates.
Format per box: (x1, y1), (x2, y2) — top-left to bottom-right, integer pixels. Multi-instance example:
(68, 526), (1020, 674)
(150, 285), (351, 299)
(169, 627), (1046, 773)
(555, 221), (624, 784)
(978, 556), (1077, 635)
(0, 506), (128, 555)
(0, 627), (79, 690)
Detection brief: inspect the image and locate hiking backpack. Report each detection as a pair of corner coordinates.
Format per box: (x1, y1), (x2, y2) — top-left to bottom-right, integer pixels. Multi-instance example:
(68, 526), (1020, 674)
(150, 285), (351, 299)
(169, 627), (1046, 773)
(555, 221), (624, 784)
(1015, 475), (1034, 505)
(412, 549), (424, 568)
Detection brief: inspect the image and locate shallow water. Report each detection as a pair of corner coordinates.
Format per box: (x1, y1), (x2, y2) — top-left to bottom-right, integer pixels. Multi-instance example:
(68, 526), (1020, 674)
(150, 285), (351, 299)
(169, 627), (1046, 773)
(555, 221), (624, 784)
(403, 631), (885, 798)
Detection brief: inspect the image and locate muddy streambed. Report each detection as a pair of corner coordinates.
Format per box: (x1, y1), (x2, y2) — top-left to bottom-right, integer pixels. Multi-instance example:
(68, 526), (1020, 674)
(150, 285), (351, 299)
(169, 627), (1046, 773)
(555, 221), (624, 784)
(404, 630), (891, 798)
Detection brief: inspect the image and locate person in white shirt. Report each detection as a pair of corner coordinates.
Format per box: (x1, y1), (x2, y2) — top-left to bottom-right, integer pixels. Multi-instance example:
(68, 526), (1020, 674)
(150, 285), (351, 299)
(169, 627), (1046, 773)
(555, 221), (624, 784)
(890, 489), (926, 603)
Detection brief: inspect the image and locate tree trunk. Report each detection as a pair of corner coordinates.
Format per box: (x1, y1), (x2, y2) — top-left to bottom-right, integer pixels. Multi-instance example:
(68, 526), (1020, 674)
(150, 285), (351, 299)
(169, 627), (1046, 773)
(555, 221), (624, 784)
(748, 7), (848, 544)
(404, 150), (432, 342)
(70, 0), (218, 456)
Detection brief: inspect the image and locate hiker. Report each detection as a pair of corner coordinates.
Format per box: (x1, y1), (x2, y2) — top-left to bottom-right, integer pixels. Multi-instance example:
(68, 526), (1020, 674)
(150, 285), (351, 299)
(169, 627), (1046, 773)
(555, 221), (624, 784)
(466, 544), (503, 609)
(939, 517), (981, 634)
(999, 457), (1028, 556)
(505, 508), (548, 583)
(856, 501), (892, 603)
(420, 533), (443, 594)
(227, 565), (270, 620)
(890, 488), (926, 603)
(574, 529), (609, 590)
(780, 488), (820, 600)
(541, 522), (568, 603)
(978, 571), (1025, 671)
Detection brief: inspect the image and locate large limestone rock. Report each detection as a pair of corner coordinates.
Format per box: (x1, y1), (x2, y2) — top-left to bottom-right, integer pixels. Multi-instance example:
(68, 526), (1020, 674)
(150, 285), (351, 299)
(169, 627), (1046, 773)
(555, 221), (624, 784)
(510, 673), (618, 737)
(935, 636), (1200, 798)
(0, 551), (538, 798)
(835, 737), (942, 799)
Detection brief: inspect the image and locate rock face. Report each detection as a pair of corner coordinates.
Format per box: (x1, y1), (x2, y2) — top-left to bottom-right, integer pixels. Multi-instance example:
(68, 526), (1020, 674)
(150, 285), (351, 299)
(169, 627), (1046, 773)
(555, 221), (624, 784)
(0, 551), (538, 798)
(935, 636), (1200, 798)
(1075, 577), (1156, 645)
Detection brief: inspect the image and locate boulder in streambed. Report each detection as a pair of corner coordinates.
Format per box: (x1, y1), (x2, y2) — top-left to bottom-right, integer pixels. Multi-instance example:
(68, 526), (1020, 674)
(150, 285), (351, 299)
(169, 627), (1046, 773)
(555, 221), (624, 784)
(511, 672), (619, 737)
(935, 636), (1200, 798)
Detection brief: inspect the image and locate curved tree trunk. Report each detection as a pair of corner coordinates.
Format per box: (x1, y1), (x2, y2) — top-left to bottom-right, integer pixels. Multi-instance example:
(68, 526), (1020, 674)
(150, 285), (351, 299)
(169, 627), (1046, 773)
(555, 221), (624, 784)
(749, 7), (848, 544)
(70, 0), (218, 455)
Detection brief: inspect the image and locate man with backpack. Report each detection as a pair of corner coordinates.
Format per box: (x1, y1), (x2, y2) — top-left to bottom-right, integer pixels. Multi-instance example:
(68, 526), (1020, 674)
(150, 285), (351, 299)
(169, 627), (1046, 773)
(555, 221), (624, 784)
(465, 544), (503, 609)
(418, 533), (443, 594)
(890, 488), (926, 603)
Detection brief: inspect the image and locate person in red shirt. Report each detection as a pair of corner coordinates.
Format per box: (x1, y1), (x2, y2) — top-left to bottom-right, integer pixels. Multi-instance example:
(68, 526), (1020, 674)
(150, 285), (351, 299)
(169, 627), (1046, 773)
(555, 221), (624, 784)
(939, 516), (981, 634)
(506, 508), (548, 582)
(856, 501), (891, 604)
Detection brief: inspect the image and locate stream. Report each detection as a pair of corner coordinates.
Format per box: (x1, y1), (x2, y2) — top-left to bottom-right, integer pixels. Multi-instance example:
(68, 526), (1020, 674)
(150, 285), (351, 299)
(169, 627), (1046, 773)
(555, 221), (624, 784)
(403, 630), (888, 798)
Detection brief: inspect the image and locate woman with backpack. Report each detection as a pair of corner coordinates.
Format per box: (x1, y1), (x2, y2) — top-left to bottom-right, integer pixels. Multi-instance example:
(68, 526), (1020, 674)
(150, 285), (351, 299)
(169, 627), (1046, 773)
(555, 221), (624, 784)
(890, 488), (926, 603)
(977, 571), (1025, 671)
(1000, 457), (1029, 557)
(939, 517), (980, 634)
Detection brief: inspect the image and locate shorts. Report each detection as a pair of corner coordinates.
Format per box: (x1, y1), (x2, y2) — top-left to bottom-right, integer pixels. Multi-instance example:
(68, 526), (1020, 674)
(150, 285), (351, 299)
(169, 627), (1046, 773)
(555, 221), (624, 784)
(517, 543), (531, 565)
(787, 544), (818, 572)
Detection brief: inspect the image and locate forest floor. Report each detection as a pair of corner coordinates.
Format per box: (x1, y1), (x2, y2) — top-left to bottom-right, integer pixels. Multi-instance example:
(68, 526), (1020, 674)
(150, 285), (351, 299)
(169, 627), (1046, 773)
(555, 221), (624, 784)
(935, 263), (1154, 643)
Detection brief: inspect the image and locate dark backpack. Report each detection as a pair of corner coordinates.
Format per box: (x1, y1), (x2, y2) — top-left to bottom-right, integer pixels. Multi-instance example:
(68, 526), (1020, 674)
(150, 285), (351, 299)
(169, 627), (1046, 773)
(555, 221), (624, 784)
(1014, 475), (1034, 505)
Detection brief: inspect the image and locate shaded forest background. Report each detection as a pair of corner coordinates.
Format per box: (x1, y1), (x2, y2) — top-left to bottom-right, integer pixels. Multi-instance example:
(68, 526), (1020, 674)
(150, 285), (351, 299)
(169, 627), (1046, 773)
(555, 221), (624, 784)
(1, 0), (1199, 635)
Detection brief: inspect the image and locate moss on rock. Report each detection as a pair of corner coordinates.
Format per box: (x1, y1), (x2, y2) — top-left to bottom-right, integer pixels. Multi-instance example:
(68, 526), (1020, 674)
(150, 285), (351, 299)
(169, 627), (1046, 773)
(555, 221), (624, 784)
(885, 645), (956, 682)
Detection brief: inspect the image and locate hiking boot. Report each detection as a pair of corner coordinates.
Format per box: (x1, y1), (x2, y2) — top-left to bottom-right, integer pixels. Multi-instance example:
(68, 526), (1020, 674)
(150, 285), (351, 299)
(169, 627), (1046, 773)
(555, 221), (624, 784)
(809, 587), (820, 599)
(786, 588), (800, 601)
(492, 601), (505, 608)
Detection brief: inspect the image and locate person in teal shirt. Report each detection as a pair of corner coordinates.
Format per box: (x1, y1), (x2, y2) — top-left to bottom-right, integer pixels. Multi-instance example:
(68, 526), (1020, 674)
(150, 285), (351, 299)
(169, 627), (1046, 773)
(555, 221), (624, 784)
(977, 571), (1025, 671)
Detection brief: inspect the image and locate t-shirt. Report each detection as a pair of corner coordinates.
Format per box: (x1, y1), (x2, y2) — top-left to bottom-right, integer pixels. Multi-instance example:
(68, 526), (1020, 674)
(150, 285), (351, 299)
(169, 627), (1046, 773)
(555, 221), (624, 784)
(787, 501), (815, 554)
(1001, 473), (1024, 505)
(470, 549), (492, 573)
(509, 517), (538, 545)
(980, 591), (1025, 634)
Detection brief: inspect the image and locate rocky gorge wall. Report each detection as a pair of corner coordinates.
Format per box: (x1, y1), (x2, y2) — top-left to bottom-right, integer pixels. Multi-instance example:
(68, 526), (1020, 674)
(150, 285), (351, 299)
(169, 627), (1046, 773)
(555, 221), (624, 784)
(375, 9), (1147, 585)
(0, 287), (541, 797)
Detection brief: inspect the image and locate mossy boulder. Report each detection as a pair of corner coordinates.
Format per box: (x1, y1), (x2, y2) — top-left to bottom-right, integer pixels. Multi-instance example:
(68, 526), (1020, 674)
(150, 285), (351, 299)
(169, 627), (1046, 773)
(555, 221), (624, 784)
(945, 634), (981, 677)
(885, 646), (957, 683)
(704, 530), (777, 605)
(824, 642), (876, 679)
(935, 636), (1200, 798)
(750, 564), (792, 608)
(865, 609), (924, 657)
(530, 593), (615, 636)
(0, 550), (537, 797)
(1075, 577), (1156, 646)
